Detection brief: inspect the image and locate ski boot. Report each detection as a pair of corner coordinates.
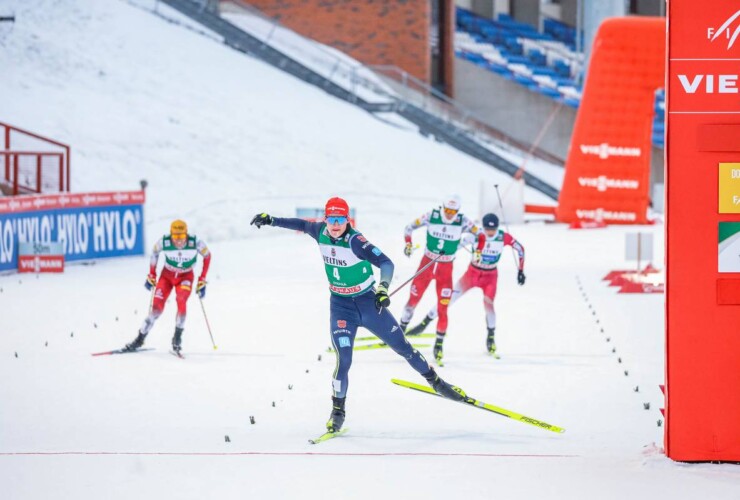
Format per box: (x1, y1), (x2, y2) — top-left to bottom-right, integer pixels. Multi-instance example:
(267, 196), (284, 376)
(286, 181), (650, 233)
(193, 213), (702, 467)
(433, 334), (445, 365)
(486, 327), (499, 358)
(399, 321), (410, 334)
(406, 315), (432, 336)
(172, 327), (184, 353)
(123, 331), (147, 352)
(326, 396), (346, 433)
(423, 369), (466, 402)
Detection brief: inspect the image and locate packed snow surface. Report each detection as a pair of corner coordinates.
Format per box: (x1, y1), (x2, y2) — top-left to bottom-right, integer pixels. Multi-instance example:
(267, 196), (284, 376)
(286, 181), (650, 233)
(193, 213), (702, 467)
(1, 1), (738, 498)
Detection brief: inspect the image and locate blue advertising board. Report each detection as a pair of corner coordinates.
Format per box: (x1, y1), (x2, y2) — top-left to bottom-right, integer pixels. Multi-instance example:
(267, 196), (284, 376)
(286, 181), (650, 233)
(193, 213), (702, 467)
(0, 191), (146, 272)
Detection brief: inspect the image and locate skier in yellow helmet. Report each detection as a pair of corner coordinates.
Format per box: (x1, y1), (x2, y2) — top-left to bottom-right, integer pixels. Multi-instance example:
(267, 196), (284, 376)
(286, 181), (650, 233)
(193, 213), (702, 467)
(124, 220), (211, 354)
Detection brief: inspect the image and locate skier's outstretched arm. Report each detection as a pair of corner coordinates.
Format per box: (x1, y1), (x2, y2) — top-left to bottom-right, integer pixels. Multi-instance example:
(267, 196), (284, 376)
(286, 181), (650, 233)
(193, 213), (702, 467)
(250, 213), (323, 242)
(504, 233), (526, 285)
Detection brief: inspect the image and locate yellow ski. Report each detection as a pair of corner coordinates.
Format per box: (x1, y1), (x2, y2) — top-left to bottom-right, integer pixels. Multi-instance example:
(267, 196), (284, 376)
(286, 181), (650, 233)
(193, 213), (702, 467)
(391, 378), (565, 434)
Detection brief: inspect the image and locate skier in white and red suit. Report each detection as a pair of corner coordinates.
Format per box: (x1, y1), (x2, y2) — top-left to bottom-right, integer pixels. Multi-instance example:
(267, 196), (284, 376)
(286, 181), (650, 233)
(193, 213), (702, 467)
(406, 213), (525, 357)
(399, 195), (485, 364)
(124, 219), (211, 354)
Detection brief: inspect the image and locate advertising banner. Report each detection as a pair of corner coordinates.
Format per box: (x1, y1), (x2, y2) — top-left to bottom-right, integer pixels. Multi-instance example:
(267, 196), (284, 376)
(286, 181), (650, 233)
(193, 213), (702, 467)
(555, 17), (665, 224)
(17, 241), (65, 273)
(666, 0), (740, 461)
(0, 191), (145, 272)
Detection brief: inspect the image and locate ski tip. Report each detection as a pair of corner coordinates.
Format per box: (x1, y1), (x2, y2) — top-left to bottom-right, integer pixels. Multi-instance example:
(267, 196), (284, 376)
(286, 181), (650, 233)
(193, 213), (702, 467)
(308, 428), (348, 444)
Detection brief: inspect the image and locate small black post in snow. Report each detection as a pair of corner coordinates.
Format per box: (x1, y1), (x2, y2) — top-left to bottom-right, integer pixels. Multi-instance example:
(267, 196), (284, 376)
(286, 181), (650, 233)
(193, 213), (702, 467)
(249, 416), (255, 425)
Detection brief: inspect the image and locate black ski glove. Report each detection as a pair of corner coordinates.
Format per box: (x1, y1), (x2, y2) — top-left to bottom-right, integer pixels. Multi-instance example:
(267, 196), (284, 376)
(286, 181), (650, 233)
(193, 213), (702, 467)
(251, 213), (273, 228)
(517, 270), (526, 286)
(375, 281), (391, 309)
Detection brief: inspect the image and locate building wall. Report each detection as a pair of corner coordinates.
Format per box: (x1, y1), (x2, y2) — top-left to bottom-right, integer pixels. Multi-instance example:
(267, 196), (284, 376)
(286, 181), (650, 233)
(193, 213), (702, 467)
(242, 0), (432, 84)
(511, 0), (540, 28)
(455, 58), (576, 161)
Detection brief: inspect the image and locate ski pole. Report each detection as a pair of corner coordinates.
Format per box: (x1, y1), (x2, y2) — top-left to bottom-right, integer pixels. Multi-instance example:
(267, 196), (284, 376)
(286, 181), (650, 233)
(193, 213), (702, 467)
(148, 284), (156, 314)
(389, 250), (446, 298)
(198, 295), (218, 350)
(493, 184), (521, 268)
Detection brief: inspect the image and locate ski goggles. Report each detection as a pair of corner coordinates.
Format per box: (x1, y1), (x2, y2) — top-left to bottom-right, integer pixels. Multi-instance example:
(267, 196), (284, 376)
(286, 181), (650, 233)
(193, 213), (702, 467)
(326, 216), (348, 225)
(171, 233), (187, 241)
(443, 207), (459, 218)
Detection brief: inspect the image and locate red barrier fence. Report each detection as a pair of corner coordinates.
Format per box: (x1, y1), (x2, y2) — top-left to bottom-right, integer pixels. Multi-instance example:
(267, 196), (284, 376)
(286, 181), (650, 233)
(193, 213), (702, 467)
(0, 122), (70, 195)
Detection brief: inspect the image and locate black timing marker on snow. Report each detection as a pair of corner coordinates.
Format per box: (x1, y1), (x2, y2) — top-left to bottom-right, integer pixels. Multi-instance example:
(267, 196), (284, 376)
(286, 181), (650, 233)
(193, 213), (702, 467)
(94, 323), (98, 329)
(634, 386), (640, 392)
(318, 354), (322, 361)
(115, 316), (119, 322)
(606, 337), (611, 342)
(225, 435), (230, 442)
(657, 420), (663, 427)
(272, 401), (275, 407)
(249, 416), (256, 425)
(14, 352), (18, 358)
(70, 332), (74, 337)
(45, 341), (48, 347)
(624, 370), (629, 376)
(644, 402), (650, 410)
(288, 384), (293, 390)
(305, 369), (309, 373)
(618, 357), (622, 363)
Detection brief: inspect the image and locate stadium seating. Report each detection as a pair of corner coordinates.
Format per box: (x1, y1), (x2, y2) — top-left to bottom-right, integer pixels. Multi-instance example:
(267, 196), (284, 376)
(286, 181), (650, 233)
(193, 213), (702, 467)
(455, 7), (665, 148)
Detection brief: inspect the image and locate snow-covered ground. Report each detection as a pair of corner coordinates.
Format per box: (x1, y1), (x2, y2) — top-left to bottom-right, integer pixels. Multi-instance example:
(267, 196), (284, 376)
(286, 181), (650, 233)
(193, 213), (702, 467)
(1, 1), (739, 498)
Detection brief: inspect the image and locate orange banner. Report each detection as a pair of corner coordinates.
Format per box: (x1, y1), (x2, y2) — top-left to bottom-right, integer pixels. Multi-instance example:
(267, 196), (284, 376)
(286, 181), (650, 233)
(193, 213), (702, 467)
(556, 17), (665, 224)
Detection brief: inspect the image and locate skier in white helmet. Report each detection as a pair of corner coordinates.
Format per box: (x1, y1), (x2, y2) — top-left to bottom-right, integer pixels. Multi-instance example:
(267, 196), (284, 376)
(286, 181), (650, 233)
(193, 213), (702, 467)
(405, 213), (526, 359)
(399, 195), (484, 366)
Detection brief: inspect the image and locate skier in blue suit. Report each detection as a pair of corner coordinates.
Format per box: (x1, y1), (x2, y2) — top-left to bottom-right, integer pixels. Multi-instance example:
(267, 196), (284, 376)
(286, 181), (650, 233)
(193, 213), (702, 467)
(251, 196), (464, 434)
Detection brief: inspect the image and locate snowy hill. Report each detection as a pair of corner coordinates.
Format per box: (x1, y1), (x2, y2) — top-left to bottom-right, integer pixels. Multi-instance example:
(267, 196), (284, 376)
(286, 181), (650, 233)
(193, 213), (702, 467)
(1, 1), (739, 499)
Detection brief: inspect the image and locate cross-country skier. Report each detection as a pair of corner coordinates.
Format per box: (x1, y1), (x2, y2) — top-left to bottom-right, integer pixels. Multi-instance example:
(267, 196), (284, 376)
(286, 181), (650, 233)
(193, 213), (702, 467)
(406, 213), (525, 357)
(124, 220), (211, 354)
(399, 195), (485, 364)
(250, 197), (465, 435)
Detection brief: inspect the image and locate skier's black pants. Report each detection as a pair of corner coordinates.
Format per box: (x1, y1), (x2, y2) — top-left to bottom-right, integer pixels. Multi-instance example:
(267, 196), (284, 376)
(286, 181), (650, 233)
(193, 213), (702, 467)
(329, 290), (430, 398)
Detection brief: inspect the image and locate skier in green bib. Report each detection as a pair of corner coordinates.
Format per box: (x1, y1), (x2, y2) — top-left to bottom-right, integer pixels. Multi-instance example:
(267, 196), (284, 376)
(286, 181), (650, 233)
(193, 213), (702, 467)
(124, 219), (211, 354)
(400, 195), (485, 365)
(251, 197), (465, 435)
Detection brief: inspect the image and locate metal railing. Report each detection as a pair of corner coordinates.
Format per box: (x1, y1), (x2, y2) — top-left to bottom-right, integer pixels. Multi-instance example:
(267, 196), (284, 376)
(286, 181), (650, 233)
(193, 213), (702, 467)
(0, 122), (70, 195)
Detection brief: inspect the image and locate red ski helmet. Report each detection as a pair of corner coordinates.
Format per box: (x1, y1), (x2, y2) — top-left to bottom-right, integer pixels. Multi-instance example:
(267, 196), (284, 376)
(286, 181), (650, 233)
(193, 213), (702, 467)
(325, 197), (349, 217)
